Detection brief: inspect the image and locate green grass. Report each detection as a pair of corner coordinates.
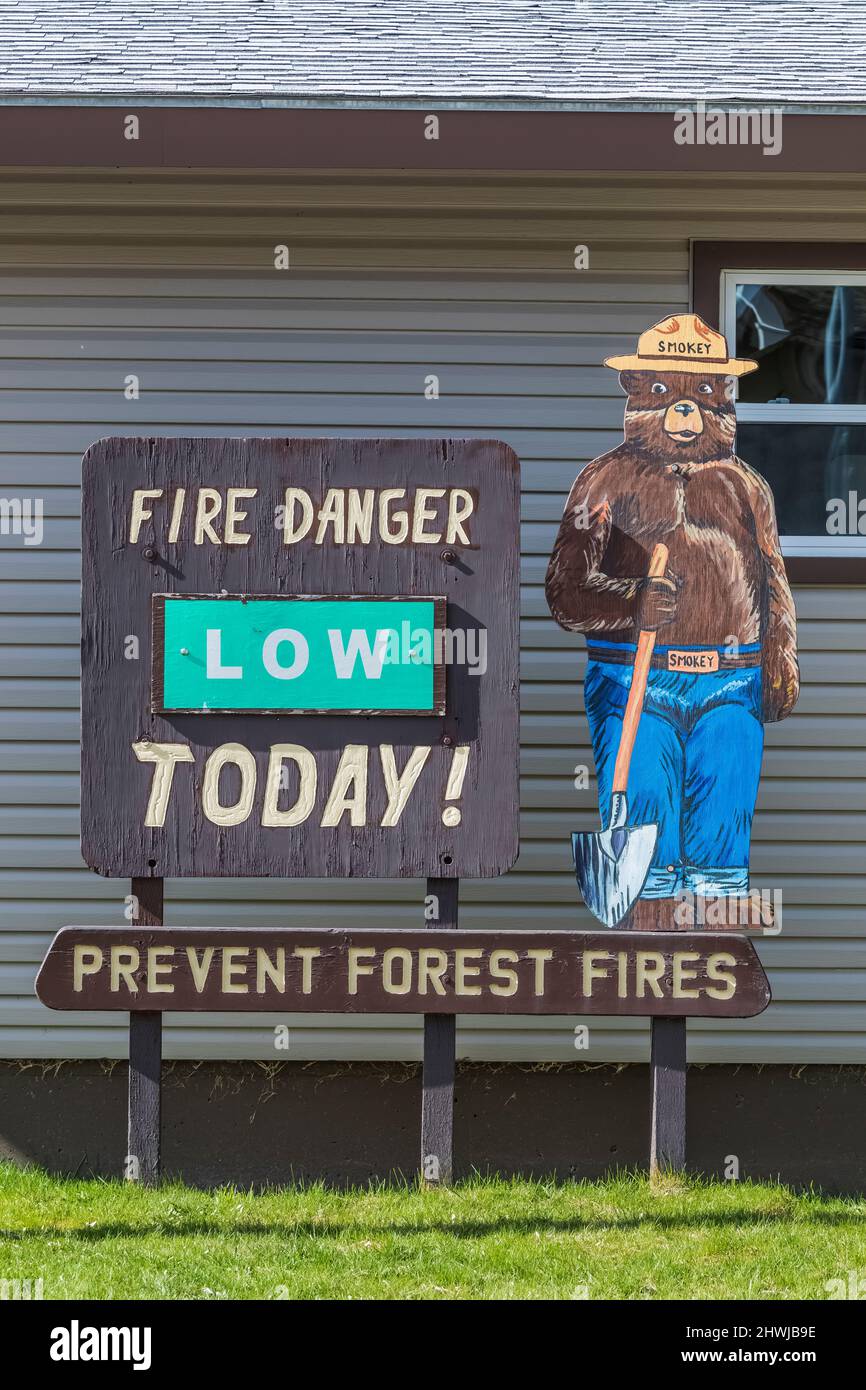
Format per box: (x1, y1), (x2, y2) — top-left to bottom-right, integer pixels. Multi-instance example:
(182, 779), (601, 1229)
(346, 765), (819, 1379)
(1, 1162), (864, 1300)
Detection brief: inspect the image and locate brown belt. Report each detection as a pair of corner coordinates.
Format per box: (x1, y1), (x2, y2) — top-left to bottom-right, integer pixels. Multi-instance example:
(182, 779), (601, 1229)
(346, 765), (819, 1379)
(587, 645), (762, 673)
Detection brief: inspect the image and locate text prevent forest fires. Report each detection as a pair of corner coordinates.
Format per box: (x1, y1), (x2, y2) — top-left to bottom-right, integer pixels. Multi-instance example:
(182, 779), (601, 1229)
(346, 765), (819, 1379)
(36, 929), (772, 1019)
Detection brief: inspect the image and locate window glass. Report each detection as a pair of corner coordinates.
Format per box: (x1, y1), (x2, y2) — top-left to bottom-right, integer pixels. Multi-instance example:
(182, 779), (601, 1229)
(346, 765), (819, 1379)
(735, 284), (866, 405)
(737, 421), (866, 537)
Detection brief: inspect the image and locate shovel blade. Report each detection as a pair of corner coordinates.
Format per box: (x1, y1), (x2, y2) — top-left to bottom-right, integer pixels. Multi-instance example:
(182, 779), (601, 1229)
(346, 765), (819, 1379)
(572, 823), (657, 928)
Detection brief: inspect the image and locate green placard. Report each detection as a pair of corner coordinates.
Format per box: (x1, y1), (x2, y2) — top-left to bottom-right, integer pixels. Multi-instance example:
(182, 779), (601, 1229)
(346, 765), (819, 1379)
(153, 596), (444, 714)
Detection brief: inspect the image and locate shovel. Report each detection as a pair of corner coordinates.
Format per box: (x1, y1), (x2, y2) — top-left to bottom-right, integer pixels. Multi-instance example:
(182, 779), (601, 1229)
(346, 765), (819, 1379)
(572, 541), (669, 927)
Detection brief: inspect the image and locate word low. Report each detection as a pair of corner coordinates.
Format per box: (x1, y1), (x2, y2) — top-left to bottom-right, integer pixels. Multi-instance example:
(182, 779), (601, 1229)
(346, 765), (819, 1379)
(204, 624), (428, 680)
(200, 623), (486, 679)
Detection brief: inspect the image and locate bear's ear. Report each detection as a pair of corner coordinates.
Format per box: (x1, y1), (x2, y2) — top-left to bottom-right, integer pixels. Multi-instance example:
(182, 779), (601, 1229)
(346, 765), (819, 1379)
(619, 370), (649, 395)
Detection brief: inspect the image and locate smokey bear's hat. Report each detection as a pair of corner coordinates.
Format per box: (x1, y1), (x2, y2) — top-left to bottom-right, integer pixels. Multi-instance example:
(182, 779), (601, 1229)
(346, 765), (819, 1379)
(604, 313), (758, 377)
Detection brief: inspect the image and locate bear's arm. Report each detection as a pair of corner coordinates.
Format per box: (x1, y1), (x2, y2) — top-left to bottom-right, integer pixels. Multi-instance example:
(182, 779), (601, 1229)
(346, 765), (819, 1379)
(742, 459), (800, 722)
(545, 461), (642, 632)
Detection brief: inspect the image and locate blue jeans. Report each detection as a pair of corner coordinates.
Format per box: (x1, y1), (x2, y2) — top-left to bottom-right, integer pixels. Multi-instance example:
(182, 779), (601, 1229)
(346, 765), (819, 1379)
(583, 645), (764, 898)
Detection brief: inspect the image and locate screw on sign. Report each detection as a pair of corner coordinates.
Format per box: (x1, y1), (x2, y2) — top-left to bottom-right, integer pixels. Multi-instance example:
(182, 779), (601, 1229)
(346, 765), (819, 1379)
(62, 436), (521, 1184)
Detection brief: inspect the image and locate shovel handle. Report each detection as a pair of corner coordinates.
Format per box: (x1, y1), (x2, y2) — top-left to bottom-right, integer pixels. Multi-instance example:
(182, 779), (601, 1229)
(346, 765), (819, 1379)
(611, 542), (669, 796)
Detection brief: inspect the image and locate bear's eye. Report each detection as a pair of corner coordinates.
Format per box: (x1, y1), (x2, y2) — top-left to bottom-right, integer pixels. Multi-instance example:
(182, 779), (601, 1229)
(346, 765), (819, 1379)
(650, 382), (667, 395)
(698, 382), (713, 395)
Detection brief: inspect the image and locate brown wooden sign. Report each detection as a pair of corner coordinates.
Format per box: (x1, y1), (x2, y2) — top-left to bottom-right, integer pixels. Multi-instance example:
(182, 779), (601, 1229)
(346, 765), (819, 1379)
(36, 927), (771, 1018)
(80, 437), (520, 880)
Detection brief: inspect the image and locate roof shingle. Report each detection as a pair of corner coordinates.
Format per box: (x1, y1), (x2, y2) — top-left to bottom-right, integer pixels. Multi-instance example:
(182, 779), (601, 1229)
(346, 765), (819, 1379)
(0, 0), (863, 108)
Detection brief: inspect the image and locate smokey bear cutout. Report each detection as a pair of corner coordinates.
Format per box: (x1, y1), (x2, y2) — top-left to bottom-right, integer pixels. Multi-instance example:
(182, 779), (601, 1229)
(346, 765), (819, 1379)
(546, 314), (799, 931)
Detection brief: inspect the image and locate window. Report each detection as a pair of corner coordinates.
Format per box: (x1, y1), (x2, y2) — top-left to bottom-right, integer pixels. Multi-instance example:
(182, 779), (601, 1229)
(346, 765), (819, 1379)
(721, 271), (866, 557)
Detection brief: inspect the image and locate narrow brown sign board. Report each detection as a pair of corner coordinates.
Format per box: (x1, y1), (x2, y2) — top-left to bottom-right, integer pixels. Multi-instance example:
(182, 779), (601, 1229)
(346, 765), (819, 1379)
(36, 927), (771, 1018)
(80, 437), (520, 880)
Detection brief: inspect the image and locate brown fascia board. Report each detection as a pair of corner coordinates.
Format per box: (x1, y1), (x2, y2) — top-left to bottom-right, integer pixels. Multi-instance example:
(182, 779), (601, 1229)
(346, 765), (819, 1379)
(0, 105), (865, 172)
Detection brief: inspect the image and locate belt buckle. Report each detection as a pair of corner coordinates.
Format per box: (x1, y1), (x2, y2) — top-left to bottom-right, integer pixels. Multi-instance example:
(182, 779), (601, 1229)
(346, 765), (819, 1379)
(666, 649), (720, 673)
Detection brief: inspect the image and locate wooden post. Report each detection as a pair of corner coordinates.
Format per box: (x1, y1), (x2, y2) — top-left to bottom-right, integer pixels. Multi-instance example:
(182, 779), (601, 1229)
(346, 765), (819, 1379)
(650, 1016), (687, 1175)
(127, 876), (163, 1186)
(421, 877), (458, 1186)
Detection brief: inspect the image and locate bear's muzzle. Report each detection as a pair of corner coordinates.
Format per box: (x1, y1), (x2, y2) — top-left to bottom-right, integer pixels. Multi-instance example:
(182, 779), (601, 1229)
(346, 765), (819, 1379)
(663, 399), (705, 441)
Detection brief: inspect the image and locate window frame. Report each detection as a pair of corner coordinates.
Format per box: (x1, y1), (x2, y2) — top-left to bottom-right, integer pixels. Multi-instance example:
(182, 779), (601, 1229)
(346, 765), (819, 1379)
(721, 268), (866, 558)
(691, 240), (866, 583)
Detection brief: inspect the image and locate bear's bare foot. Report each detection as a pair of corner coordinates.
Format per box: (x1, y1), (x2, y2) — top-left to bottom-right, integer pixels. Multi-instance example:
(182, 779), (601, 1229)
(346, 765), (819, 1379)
(695, 893), (775, 930)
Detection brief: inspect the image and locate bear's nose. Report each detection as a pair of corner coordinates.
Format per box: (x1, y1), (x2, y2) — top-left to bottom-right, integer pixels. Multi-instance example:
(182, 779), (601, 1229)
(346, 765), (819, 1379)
(674, 402), (694, 416)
